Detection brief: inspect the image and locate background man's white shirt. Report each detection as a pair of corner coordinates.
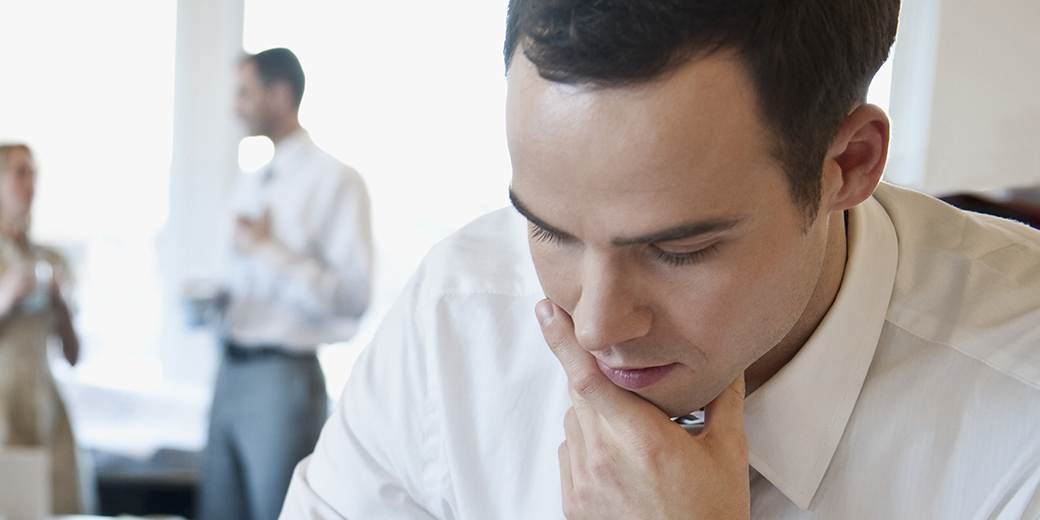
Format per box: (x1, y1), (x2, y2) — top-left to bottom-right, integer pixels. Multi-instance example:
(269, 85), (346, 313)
(281, 183), (1040, 519)
(224, 129), (373, 350)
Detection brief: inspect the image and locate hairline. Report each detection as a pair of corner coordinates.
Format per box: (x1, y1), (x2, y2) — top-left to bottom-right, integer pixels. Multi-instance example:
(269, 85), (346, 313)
(505, 44), (825, 227)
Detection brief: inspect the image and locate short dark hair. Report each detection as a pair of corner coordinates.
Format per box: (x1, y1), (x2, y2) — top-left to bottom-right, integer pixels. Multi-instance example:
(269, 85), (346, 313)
(245, 47), (306, 109)
(504, 0), (900, 221)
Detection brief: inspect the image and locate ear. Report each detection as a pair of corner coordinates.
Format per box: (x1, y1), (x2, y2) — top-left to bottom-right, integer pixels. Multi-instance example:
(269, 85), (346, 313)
(820, 103), (890, 213)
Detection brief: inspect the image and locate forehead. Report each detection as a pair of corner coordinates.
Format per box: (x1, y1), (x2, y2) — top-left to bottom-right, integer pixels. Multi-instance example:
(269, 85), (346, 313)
(506, 52), (783, 237)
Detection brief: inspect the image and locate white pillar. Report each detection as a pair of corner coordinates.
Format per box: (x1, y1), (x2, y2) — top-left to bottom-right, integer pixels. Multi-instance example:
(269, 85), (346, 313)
(160, 0), (244, 383)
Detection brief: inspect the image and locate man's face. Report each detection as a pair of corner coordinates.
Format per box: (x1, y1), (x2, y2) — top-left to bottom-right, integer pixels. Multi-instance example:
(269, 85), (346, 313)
(0, 147), (36, 221)
(507, 52), (837, 417)
(236, 61), (276, 137)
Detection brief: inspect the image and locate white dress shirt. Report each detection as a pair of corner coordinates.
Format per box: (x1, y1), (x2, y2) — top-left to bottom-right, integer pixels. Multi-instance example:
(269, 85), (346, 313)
(224, 129), (372, 351)
(280, 182), (1040, 519)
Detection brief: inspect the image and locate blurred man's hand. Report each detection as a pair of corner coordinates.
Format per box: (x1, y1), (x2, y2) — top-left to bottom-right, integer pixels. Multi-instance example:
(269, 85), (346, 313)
(234, 208), (272, 254)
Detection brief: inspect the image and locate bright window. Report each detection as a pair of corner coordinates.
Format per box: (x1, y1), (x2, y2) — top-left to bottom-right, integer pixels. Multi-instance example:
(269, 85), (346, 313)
(0, 2), (175, 387)
(0, 0), (183, 457)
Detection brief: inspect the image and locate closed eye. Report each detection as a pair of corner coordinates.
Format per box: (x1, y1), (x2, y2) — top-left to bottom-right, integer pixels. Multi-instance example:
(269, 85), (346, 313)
(527, 211), (723, 267)
(649, 243), (719, 266)
(529, 223), (569, 245)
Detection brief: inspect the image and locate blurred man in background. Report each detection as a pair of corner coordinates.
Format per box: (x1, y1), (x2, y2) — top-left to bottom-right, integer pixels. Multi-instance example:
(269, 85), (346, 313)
(196, 47), (373, 520)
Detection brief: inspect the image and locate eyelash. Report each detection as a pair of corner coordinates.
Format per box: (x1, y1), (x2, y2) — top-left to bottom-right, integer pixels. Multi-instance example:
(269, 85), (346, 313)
(649, 244), (719, 266)
(529, 225), (563, 244)
(529, 225), (719, 267)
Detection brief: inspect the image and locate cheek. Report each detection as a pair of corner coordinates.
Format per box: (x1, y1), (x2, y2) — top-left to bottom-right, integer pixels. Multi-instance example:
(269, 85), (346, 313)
(655, 269), (745, 354)
(240, 99), (257, 117)
(663, 233), (820, 356)
(0, 179), (16, 204)
(725, 232), (824, 348)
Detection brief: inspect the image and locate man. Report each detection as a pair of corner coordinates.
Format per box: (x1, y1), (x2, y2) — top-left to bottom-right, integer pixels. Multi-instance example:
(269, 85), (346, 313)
(197, 47), (373, 520)
(281, 2), (1040, 519)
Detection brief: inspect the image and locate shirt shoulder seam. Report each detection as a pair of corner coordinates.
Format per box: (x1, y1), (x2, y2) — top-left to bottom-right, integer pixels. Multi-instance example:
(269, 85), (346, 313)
(884, 317), (1040, 393)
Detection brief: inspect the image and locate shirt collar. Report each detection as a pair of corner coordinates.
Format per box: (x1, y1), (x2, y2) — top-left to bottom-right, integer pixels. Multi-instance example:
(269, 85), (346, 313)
(743, 191), (898, 509)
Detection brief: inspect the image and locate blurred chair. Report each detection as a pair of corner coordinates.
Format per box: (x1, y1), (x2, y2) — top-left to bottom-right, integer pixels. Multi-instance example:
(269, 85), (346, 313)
(941, 190), (1040, 229)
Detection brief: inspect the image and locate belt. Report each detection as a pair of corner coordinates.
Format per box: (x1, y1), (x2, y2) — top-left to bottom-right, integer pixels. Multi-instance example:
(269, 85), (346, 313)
(224, 341), (316, 361)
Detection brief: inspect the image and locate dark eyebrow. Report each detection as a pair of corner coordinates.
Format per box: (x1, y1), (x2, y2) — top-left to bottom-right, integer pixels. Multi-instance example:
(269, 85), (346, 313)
(509, 188), (577, 241)
(612, 219), (741, 246)
(509, 187), (741, 246)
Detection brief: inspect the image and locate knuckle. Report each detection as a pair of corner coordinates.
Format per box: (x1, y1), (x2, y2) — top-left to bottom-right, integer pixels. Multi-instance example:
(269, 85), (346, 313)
(565, 469), (597, 519)
(585, 443), (620, 485)
(570, 372), (601, 400)
(726, 382), (746, 402)
(575, 482), (598, 513)
(632, 434), (663, 462)
(544, 329), (564, 351)
(589, 456), (615, 483)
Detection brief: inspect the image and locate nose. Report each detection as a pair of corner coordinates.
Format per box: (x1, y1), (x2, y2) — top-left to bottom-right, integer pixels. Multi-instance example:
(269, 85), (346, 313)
(570, 256), (652, 353)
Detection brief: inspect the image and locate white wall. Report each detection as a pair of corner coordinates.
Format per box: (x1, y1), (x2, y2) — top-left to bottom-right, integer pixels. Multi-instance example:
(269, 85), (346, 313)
(886, 0), (1040, 194)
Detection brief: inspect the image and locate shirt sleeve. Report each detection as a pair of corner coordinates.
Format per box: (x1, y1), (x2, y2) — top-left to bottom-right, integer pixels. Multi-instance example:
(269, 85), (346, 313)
(279, 263), (444, 519)
(257, 167), (373, 320)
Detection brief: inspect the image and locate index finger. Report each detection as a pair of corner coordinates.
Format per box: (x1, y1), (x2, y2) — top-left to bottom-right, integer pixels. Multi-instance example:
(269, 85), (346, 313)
(536, 299), (646, 422)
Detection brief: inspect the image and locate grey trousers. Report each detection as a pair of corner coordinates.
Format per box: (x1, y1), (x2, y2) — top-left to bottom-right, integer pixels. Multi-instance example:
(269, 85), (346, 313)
(196, 347), (328, 520)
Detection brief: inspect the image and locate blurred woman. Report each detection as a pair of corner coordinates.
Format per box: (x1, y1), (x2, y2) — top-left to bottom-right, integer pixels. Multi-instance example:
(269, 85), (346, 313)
(0, 143), (82, 514)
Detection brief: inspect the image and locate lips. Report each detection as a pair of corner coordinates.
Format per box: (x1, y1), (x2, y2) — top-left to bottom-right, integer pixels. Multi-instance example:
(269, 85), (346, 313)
(596, 360), (680, 391)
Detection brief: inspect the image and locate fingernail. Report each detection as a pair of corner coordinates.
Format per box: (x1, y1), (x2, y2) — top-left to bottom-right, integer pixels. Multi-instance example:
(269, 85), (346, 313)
(535, 299), (555, 326)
